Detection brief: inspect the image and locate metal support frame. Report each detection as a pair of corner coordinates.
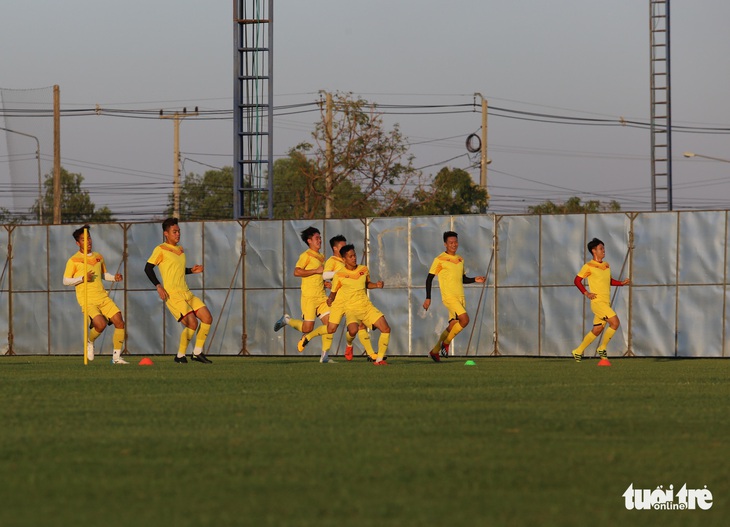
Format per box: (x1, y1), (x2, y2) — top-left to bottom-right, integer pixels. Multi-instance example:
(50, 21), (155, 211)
(650, 0), (672, 211)
(233, 0), (274, 219)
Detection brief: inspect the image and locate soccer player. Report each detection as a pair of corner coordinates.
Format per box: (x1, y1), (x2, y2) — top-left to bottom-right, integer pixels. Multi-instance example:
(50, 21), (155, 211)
(323, 234), (378, 361)
(571, 237), (630, 362)
(423, 231), (485, 362)
(326, 244), (390, 365)
(273, 226), (334, 363)
(144, 217), (213, 364)
(63, 225), (128, 364)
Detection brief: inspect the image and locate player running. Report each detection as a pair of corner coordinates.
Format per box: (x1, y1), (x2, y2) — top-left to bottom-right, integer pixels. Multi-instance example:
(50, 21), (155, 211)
(63, 225), (128, 364)
(571, 237), (630, 362)
(273, 226), (334, 363)
(423, 231), (485, 362)
(326, 244), (390, 365)
(144, 217), (213, 364)
(322, 234), (378, 361)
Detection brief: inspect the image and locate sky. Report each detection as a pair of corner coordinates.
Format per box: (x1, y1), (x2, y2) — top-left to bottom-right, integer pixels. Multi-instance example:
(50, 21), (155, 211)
(1, 0), (730, 221)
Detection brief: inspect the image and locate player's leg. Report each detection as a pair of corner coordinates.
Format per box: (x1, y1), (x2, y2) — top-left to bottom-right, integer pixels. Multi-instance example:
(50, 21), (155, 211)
(297, 299), (329, 353)
(100, 298), (128, 364)
(356, 322), (376, 361)
(85, 306), (106, 361)
(318, 311), (334, 363)
(371, 315), (391, 364)
(189, 297), (213, 363)
(597, 312), (620, 359)
(572, 320), (604, 362)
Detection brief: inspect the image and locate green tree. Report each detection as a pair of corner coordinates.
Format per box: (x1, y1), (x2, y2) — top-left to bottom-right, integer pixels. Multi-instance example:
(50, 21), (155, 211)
(527, 196), (621, 214)
(166, 167), (234, 220)
(272, 151), (377, 219)
(410, 167), (488, 215)
(290, 92), (419, 218)
(32, 168), (113, 224)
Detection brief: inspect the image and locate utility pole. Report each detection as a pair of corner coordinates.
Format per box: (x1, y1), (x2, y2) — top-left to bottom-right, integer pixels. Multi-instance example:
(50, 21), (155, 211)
(322, 91), (334, 219)
(53, 85), (61, 224)
(474, 93), (489, 200)
(160, 107), (198, 218)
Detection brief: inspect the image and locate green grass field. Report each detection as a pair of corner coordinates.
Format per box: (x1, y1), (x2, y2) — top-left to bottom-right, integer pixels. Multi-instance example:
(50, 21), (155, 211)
(0, 355), (727, 527)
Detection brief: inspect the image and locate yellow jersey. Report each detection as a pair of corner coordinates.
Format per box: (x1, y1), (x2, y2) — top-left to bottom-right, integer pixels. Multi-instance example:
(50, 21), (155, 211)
(295, 249), (326, 298)
(331, 264), (371, 310)
(429, 252), (465, 300)
(64, 251), (110, 306)
(147, 243), (190, 294)
(577, 260), (612, 303)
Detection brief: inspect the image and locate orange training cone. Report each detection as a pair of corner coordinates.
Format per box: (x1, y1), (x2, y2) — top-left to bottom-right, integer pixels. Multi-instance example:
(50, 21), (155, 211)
(138, 357), (154, 366)
(597, 358), (611, 367)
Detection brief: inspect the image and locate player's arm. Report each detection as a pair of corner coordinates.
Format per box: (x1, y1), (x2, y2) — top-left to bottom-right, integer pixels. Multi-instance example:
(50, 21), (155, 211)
(144, 261), (169, 301)
(294, 265), (323, 277)
(187, 265), (203, 274)
(367, 280), (384, 289)
(423, 273), (436, 310)
(611, 277), (630, 286)
(462, 273), (486, 284)
(574, 275), (596, 300)
(63, 260), (92, 286)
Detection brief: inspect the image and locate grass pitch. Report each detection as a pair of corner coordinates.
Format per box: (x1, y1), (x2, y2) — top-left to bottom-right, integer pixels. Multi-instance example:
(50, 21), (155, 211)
(0, 355), (727, 527)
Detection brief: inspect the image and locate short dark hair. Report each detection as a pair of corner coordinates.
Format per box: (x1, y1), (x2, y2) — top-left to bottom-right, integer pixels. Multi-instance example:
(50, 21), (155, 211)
(443, 231), (458, 242)
(340, 244), (355, 258)
(587, 237), (604, 254)
(72, 224), (91, 242)
(162, 217), (178, 233)
(329, 234), (347, 249)
(300, 226), (320, 245)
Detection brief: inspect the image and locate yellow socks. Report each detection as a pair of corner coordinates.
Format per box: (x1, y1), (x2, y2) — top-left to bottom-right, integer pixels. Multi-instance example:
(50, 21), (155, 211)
(305, 325), (329, 341)
(288, 318), (304, 332)
(431, 328), (450, 354)
(178, 326), (195, 357)
(357, 328), (376, 356)
(573, 331), (598, 355)
(346, 332), (356, 346)
(88, 328), (101, 343)
(194, 322), (211, 351)
(599, 326), (616, 350)
(444, 322), (464, 345)
(377, 332), (390, 360)
(113, 328), (125, 351)
(321, 333), (333, 352)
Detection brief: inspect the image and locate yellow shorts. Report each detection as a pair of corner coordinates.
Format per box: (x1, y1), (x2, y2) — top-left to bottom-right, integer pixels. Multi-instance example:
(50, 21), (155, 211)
(301, 294), (330, 322)
(591, 300), (616, 326)
(84, 296), (121, 321)
(442, 295), (467, 321)
(335, 302), (383, 329)
(166, 290), (206, 321)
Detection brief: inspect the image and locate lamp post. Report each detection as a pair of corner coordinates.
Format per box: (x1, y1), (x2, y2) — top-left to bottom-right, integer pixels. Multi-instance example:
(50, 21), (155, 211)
(683, 151), (730, 164)
(0, 126), (43, 223)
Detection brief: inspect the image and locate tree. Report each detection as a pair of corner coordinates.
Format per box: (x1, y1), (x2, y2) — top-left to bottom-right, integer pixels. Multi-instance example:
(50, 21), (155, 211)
(32, 168), (114, 224)
(397, 167), (487, 216)
(166, 167), (234, 220)
(272, 151), (377, 219)
(527, 196), (621, 215)
(289, 92), (419, 218)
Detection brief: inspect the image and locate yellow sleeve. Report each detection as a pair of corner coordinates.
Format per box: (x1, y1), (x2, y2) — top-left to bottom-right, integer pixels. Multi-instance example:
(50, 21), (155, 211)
(63, 256), (78, 279)
(147, 245), (163, 266)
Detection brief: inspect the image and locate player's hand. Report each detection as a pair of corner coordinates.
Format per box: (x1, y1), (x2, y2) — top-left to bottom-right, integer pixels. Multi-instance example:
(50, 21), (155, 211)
(314, 265), (324, 275)
(114, 273), (123, 282)
(376, 281), (384, 289)
(156, 284), (169, 301)
(475, 276), (486, 283)
(621, 278), (631, 286)
(86, 270), (95, 282)
(190, 265), (203, 274)
(423, 299), (431, 311)
(585, 292), (597, 300)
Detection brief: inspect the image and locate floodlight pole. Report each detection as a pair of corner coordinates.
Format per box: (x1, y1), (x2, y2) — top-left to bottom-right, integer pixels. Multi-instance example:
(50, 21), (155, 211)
(0, 126), (43, 223)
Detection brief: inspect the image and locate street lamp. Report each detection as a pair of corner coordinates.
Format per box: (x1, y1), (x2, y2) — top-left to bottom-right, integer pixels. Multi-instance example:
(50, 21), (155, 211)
(0, 126), (43, 223)
(683, 151), (730, 164)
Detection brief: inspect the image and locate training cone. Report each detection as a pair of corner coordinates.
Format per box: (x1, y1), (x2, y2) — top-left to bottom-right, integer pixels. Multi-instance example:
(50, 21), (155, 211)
(464, 360), (476, 366)
(597, 358), (611, 367)
(138, 357), (154, 366)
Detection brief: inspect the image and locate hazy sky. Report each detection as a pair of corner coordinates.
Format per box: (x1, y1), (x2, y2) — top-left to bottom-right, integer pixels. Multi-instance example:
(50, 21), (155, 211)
(2, 0), (730, 220)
